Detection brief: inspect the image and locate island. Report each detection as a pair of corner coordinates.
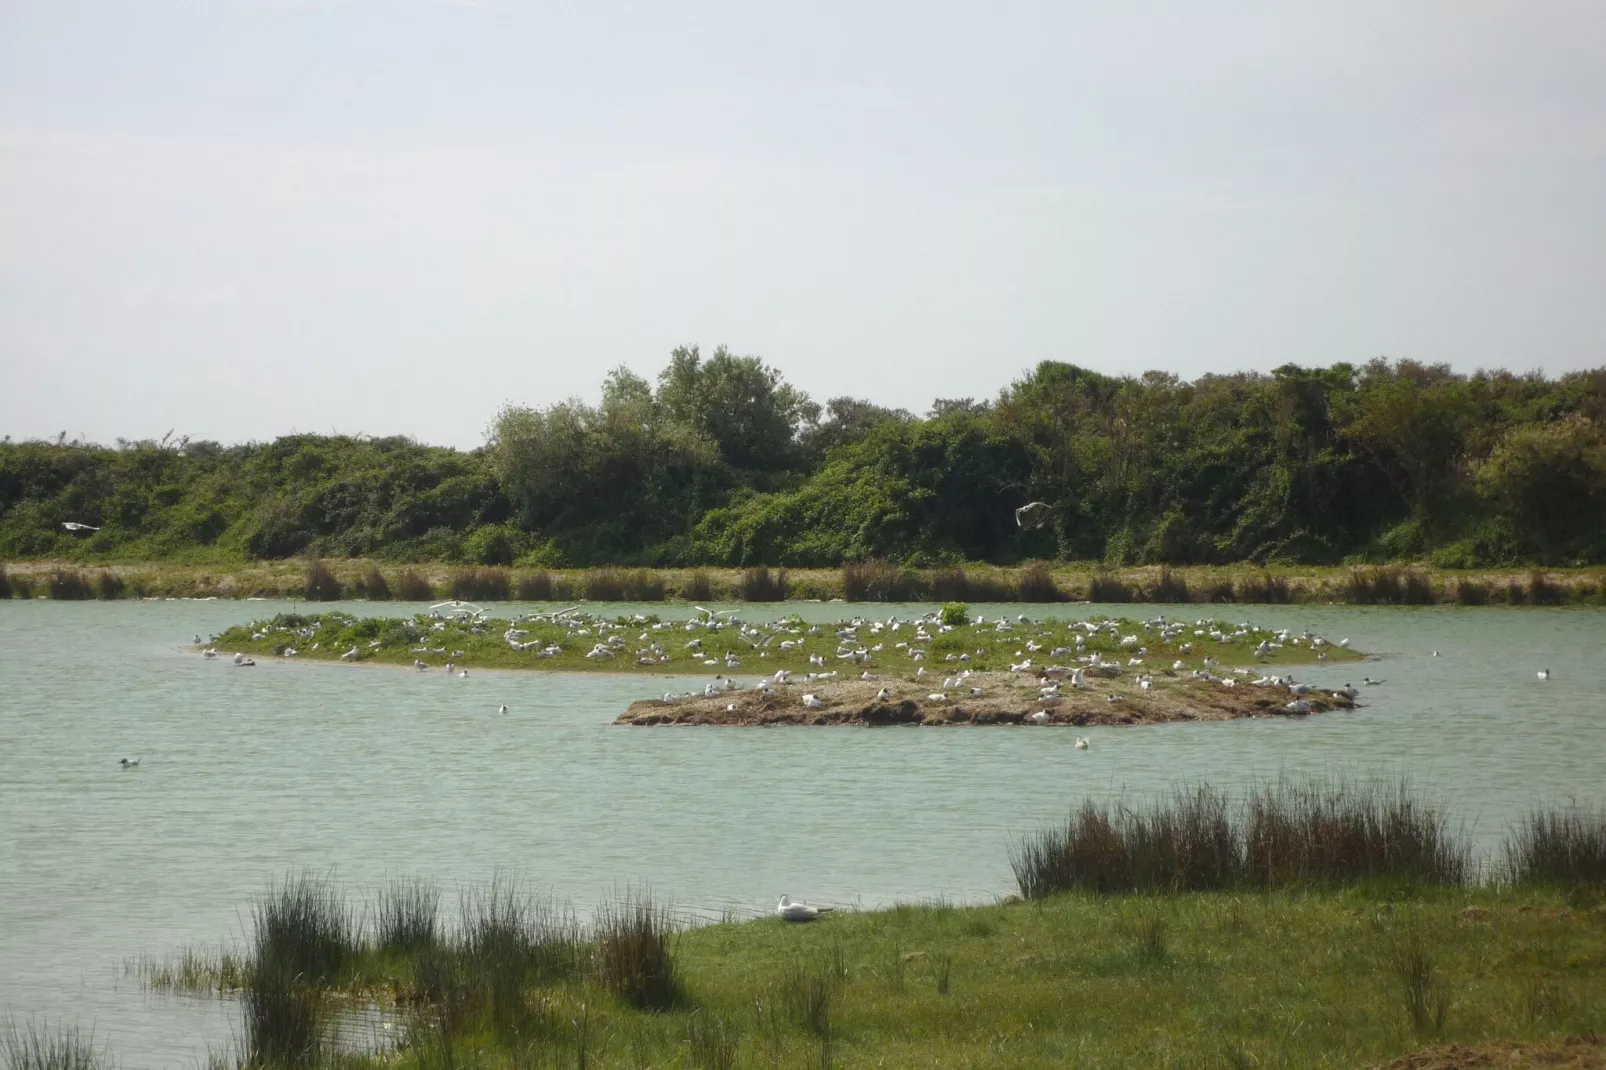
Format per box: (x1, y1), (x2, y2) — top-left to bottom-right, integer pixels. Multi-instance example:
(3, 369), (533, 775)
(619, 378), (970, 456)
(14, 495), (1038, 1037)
(208, 604), (1365, 727)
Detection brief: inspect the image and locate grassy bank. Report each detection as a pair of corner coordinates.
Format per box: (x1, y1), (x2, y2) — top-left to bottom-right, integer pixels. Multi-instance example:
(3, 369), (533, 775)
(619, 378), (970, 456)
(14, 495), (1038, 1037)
(104, 786), (1606, 1069)
(5, 559), (1606, 606)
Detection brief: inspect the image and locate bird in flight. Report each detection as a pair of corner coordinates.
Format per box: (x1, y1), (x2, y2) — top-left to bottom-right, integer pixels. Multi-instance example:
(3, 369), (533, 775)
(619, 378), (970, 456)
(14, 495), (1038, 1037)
(1014, 502), (1052, 529)
(62, 521), (101, 532)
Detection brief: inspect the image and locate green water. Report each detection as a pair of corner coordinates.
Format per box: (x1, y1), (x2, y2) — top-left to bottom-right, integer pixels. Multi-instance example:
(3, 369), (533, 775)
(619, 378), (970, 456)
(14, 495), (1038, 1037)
(1, 600), (1602, 1066)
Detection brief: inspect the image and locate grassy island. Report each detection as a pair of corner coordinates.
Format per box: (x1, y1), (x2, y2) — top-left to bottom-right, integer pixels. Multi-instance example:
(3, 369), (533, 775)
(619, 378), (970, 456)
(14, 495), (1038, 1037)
(210, 607), (1365, 727)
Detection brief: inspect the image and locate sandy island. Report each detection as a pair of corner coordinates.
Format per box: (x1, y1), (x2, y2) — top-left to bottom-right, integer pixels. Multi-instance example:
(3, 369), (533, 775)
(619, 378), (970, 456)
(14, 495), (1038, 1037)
(618, 669), (1356, 727)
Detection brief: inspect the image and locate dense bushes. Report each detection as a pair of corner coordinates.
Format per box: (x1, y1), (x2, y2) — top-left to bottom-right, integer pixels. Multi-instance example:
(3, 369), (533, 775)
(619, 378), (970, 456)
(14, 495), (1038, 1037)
(5, 356), (1606, 568)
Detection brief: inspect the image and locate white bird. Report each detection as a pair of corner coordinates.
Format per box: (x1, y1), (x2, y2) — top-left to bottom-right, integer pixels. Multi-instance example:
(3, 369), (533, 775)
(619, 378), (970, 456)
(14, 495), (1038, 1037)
(802, 693), (825, 709)
(457, 670), (468, 678)
(1537, 668), (1551, 680)
(119, 757), (140, 768)
(202, 649), (218, 660)
(1014, 501), (1053, 529)
(1074, 737), (1089, 750)
(498, 704), (509, 714)
(233, 652), (244, 665)
(875, 687), (891, 701)
(62, 521), (100, 532)
(777, 895), (833, 922)
(340, 647), (359, 661)
(1029, 710), (1051, 724)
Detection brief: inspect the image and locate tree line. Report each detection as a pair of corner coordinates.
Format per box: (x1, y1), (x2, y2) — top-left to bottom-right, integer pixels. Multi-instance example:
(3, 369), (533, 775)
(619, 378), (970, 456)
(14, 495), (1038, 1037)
(3, 347), (1604, 568)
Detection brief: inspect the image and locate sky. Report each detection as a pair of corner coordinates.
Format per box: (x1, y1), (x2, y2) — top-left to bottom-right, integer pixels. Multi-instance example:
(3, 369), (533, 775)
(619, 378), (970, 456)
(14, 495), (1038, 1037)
(2, 1), (1604, 450)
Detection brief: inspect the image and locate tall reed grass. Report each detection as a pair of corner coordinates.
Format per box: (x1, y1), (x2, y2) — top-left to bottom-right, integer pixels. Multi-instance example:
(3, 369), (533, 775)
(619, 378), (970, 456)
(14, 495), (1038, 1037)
(94, 571), (126, 600)
(354, 566), (391, 600)
(1344, 567), (1437, 605)
(0, 566), (14, 599)
(303, 560), (343, 602)
(448, 567), (510, 602)
(1147, 568), (1191, 603)
(679, 569), (714, 602)
(1012, 779), (1468, 899)
(373, 878), (440, 954)
(736, 568), (789, 602)
(47, 570), (94, 600)
(594, 890), (681, 1010)
(929, 567), (1014, 602)
(1085, 571), (1134, 603)
(841, 560), (924, 601)
(396, 569), (434, 602)
(0, 1018), (110, 1070)
(1235, 572), (1291, 603)
(581, 568), (665, 602)
(1014, 562), (1064, 602)
(1504, 806), (1606, 887)
(251, 873), (359, 985)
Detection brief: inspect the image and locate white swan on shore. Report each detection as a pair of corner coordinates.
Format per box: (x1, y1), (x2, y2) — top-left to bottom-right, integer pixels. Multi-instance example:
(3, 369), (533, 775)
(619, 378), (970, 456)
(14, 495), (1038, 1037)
(777, 895), (833, 922)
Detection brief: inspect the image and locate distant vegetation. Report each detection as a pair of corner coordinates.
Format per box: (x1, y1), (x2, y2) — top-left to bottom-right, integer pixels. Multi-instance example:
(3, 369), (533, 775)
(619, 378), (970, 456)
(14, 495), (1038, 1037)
(5, 349), (1606, 570)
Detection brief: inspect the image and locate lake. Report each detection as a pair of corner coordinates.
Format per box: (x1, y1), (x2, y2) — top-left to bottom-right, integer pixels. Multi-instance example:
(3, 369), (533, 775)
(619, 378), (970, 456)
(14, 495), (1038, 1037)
(1, 599), (1602, 1066)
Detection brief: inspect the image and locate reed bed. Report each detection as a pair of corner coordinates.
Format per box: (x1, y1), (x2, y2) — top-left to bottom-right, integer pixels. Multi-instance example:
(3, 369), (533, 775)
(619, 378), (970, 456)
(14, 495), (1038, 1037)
(929, 567), (1014, 602)
(46, 570), (95, 600)
(736, 567), (789, 602)
(1504, 806), (1606, 887)
(581, 568), (666, 602)
(1146, 567), (1191, 603)
(678, 569), (715, 602)
(447, 567), (510, 602)
(303, 560), (343, 602)
(1014, 561), (1064, 602)
(372, 878), (440, 955)
(395, 569), (434, 602)
(353, 566), (391, 601)
(0, 1019), (111, 1070)
(251, 874), (359, 986)
(594, 889), (682, 1011)
(1085, 571), (1134, 603)
(1235, 572), (1293, 603)
(1011, 779), (1469, 899)
(1344, 566), (1438, 605)
(0, 565), (14, 599)
(841, 560), (925, 601)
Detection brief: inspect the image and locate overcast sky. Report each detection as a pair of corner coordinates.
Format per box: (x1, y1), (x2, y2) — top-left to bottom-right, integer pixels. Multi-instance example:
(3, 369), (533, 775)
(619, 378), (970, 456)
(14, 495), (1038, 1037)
(3, 1), (1604, 449)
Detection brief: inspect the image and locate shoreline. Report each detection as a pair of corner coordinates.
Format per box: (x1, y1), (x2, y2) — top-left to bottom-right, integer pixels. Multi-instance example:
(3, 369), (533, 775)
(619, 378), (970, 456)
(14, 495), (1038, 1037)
(5, 558), (1605, 606)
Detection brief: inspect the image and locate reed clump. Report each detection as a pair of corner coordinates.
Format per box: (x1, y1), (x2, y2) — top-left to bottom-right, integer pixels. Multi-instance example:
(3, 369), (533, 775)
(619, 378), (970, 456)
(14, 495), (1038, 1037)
(594, 890), (681, 1011)
(0, 566), (13, 599)
(47, 570), (94, 600)
(736, 567), (789, 602)
(1086, 571), (1133, 603)
(373, 878), (440, 955)
(679, 569), (714, 603)
(1504, 806), (1606, 887)
(448, 567), (510, 602)
(1523, 568), (1564, 605)
(1014, 561), (1064, 602)
(353, 565), (391, 600)
(1012, 779), (1468, 899)
(251, 873), (359, 986)
(929, 567), (1014, 602)
(396, 569), (435, 602)
(841, 560), (925, 601)
(1147, 567), (1191, 604)
(303, 559), (343, 602)
(1454, 578), (1491, 605)
(1344, 567), (1438, 605)
(1243, 778), (1467, 889)
(94, 570), (125, 600)
(1235, 572), (1291, 603)
(582, 568), (666, 602)
(0, 1018), (111, 1070)
(514, 570), (555, 601)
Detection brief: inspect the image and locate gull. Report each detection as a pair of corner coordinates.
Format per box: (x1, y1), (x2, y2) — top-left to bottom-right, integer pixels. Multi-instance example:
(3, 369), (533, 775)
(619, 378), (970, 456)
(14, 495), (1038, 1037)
(414, 659), (428, 670)
(802, 694), (825, 709)
(1074, 737), (1089, 750)
(120, 757), (140, 768)
(1014, 501), (1052, 529)
(457, 670), (468, 678)
(341, 647), (359, 661)
(1362, 677), (1384, 685)
(498, 704), (509, 714)
(875, 687), (891, 701)
(202, 649), (218, 660)
(62, 521), (100, 532)
(1029, 710), (1051, 724)
(1537, 669), (1551, 680)
(777, 895), (833, 922)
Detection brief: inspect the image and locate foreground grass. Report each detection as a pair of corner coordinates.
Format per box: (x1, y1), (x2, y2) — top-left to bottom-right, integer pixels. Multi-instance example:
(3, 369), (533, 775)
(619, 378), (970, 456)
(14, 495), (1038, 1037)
(135, 886), (1606, 1069)
(4, 559), (1606, 606)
